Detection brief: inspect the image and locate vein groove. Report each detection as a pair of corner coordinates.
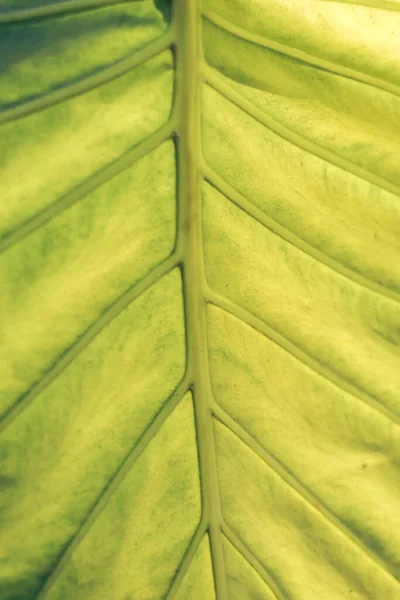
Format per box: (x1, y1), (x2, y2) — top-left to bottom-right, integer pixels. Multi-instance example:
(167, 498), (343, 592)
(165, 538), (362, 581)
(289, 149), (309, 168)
(0, 30), (174, 126)
(206, 289), (400, 425)
(36, 376), (191, 599)
(203, 162), (400, 304)
(214, 404), (400, 584)
(0, 0), (143, 24)
(221, 523), (284, 599)
(0, 121), (174, 256)
(203, 10), (400, 98)
(205, 66), (400, 199)
(0, 253), (181, 432)
(165, 519), (207, 600)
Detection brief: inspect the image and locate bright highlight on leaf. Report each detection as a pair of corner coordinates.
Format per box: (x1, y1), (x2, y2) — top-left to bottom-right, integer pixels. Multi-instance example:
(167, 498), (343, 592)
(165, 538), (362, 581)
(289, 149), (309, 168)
(0, 0), (399, 598)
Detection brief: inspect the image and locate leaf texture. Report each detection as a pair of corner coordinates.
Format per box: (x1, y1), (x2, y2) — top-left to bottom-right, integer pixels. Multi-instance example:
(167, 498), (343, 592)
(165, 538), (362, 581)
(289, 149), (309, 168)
(0, 0), (399, 598)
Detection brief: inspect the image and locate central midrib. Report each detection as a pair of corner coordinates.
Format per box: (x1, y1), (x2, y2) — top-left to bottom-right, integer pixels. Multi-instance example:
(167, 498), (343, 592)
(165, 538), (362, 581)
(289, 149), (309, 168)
(174, 0), (228, 597)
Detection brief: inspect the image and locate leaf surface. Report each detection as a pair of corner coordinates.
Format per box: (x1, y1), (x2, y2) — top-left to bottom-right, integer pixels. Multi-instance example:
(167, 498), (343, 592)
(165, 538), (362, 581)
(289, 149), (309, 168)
(0, 0), (400, 598)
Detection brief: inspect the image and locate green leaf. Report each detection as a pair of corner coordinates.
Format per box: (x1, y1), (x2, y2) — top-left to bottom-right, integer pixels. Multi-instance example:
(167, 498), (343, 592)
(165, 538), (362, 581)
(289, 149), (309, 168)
(1, 0), (399, 598)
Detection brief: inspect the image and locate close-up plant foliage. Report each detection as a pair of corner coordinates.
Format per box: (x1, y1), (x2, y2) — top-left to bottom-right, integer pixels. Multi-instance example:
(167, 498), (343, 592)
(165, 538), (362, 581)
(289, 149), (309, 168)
(0, 0), (400, 598)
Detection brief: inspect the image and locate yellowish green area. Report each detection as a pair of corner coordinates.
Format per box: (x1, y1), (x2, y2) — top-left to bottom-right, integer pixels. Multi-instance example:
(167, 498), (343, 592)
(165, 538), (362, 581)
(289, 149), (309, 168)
(0, 50), (173, 238)
(0, 141), (176, 415)
(0, 270), (186, 598)
(215, 421), (399, 599)
(203, 182), (400, 414)
(1, 0), (400, 598)
(202, 0), (400, 86)
(202, 84), (400, 292)
(203, 19), (400, 188)
(46, 393), (200, 600)
(0, 2), (169, 106)
(207, 304), (400, 575)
